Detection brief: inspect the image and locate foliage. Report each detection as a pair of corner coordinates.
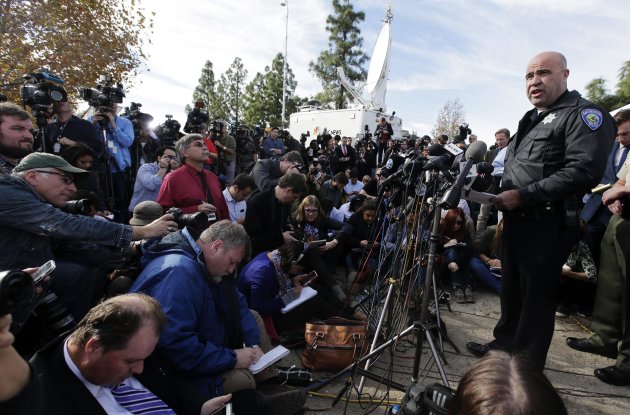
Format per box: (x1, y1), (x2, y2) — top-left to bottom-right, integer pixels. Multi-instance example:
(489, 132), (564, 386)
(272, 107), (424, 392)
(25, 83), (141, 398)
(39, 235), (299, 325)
(584, 60), (630, 111)
(0, 0), (153, 102)
(216, 57), (248, 125)
(309, 0), (368, 110)
(186, 60), (225, 120)
(431, 97), (466, 141)
(243, 53), (299, 128)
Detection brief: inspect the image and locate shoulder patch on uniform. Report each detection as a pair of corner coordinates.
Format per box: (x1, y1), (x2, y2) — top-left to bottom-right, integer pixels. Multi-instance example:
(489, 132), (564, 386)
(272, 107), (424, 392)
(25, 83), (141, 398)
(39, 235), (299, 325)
(581, 109), (603, 131)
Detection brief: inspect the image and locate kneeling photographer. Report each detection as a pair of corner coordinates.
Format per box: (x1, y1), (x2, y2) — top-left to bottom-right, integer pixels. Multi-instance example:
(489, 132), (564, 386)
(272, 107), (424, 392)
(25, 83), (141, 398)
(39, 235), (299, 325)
(0, 153), (177, 350)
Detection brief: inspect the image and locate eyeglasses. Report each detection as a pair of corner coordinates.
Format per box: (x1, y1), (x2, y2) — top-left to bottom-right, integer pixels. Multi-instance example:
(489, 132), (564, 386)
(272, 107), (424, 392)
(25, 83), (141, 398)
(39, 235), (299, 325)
(189, 142), (207, 148)
(304, 208), (319, 213)
(34, 170), (74, 185)
(162, 155), (176, 160)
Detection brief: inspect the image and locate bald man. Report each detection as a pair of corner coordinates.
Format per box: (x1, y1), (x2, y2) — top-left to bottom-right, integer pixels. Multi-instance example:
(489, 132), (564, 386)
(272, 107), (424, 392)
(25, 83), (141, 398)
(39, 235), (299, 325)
(466, 51), (616, 369)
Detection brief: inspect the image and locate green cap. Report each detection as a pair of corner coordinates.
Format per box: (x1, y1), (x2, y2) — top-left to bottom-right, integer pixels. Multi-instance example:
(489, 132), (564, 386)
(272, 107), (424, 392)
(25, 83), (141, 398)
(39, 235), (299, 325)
(13, 152), (88, 174)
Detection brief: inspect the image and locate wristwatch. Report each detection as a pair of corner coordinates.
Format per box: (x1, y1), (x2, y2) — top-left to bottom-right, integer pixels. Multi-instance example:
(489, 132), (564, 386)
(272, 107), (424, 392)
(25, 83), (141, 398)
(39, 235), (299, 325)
(251, 345), (259, 349)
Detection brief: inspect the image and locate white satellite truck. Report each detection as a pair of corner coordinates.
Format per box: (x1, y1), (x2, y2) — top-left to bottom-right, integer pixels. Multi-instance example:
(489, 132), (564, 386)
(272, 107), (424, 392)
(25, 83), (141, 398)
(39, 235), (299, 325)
(288, 6), (402, 145)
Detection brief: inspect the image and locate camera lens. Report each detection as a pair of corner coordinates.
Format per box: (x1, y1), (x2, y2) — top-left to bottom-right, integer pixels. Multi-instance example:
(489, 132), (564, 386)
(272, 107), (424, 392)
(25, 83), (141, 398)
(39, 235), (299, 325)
(0, 270), (35, 315)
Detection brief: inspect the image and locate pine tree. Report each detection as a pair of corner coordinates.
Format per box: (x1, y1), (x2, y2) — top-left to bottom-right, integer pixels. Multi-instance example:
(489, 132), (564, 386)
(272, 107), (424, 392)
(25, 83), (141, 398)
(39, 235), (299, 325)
(309, 0), (368, 109)
(243, 53), (297, 127)
(187, 60), (222, 119)
(216, 57), (248, 124)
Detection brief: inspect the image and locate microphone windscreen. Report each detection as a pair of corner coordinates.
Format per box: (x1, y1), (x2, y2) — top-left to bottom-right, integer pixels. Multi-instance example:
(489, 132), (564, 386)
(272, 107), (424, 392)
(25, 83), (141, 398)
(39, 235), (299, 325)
(465, 141), (487, 162)
(428, 144), (447, 157)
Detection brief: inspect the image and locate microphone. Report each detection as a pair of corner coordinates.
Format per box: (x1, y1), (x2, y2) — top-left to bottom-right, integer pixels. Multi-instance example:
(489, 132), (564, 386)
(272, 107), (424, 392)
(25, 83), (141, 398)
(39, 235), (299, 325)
(379, 157), (427, 188)
(439, 141), (487, 209)
(470, 161), (494, 192)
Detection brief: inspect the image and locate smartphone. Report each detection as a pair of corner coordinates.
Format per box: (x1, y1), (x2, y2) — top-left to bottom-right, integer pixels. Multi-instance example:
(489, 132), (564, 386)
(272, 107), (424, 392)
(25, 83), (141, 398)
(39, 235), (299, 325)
(309, 240), (327, 248)
(302, 270), (318, 287)
(32, 260), (56, 285)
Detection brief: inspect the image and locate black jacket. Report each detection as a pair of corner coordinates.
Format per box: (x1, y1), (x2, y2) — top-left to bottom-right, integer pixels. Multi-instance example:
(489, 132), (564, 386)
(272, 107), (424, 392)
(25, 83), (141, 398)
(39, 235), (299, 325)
(244, 187), (292, 256)
(5, 337), (206, 415)
(503, 90), (615, 206)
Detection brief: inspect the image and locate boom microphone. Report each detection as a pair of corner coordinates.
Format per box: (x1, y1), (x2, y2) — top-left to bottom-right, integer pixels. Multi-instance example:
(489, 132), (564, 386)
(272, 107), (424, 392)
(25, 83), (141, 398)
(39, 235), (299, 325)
(439, 141), (487, 209)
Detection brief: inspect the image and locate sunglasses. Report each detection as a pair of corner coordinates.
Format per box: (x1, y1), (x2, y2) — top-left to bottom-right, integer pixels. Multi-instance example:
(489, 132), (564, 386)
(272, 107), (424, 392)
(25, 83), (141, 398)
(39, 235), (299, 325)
(455, 220), (463, 225)
(34, 170), (74, 185)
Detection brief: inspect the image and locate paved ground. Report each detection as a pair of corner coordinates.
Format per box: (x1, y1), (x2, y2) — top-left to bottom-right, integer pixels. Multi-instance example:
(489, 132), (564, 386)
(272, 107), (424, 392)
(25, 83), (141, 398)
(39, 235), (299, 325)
(269, 289), (630, 414)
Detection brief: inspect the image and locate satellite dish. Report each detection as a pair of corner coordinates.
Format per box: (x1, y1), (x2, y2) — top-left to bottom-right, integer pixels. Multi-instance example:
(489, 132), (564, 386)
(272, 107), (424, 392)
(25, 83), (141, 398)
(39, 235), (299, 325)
(365, 6), (392, 111)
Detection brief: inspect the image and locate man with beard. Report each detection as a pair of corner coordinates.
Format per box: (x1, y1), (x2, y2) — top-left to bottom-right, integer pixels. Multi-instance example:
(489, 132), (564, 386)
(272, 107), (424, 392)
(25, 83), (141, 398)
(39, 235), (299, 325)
(0, 103), (34, 175)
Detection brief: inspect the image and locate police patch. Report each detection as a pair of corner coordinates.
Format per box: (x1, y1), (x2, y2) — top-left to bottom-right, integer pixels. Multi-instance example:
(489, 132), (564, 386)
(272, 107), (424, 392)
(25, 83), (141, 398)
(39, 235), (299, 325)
(581, 109), (603, 131)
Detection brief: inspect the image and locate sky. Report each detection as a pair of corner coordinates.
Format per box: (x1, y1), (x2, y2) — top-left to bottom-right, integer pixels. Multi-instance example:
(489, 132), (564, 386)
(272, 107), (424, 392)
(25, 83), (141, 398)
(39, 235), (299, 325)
(125, 0), (630, 144)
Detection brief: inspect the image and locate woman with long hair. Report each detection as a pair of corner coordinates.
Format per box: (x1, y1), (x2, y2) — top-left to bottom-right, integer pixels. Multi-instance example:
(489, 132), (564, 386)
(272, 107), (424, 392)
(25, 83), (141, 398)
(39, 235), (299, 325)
(293, 195), (351, 302)
(469, 220), (504, 294)
(440, 208), (474, 303)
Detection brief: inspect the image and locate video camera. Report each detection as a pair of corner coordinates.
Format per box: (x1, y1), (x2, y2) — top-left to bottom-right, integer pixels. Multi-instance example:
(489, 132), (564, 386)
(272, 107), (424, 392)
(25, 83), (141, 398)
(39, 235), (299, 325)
(458, 123), (472, 143)
(154, 115), (182, 147)
(184, 101), (210, 134)
(80, 75), (125, 113)
(208, 120), (223, 139)
(122, 102), (154, 134)
(300, 131), (310, 144)
(21, 70), (68, 118)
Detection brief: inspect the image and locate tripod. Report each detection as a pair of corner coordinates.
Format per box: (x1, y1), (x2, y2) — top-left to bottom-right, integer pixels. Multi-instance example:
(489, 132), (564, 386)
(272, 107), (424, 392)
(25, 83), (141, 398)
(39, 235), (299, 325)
(312, 170), (456, 401)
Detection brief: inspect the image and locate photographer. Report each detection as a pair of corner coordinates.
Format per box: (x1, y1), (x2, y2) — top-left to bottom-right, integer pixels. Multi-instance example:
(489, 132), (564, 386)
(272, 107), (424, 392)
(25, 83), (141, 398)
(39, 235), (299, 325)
(214, 122), (236, 184)
(0, 153), (177, 325)
(128, 146), (179, 213)
(375, 117), (393, 165)
(88, 102), (134, 223)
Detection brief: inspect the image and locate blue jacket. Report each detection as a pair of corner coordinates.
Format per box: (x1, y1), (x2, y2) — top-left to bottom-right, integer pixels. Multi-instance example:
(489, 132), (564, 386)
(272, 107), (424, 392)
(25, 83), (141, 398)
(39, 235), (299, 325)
(130, 228), (260, 396)
(238, 252), (286, 317)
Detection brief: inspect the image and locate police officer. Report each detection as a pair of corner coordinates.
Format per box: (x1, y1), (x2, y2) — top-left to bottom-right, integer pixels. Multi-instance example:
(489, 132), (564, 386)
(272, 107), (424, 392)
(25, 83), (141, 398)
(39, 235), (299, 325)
(567, 109), (630, 385)
(466, 51), (616, 370)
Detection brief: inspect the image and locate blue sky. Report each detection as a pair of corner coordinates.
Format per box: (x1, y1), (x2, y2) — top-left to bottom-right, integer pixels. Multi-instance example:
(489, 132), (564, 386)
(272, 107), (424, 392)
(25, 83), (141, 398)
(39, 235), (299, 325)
(126, 0), (630, 144)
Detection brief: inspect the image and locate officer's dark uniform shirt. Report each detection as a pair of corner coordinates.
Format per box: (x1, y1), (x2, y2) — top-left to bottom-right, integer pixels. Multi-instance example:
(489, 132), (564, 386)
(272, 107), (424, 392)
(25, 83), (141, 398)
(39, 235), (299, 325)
(502, 90), (616, 206)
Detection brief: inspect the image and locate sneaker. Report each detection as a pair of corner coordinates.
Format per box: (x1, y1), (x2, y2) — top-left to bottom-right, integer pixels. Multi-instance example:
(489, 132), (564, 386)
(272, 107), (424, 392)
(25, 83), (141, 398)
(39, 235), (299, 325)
(464, 286), (475, 303)
(453, 287), (466, 303)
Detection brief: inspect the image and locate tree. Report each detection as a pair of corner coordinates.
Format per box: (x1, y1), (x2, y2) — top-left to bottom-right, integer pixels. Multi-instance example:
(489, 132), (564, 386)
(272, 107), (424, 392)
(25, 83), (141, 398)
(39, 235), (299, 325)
(585, 78), (620, 111)
(432, 97), (466, 141)
(186, 60), (225, 119)
(0, 0), (153, 102)
(309, 0), (368, 110)
(243, 53), (297, 127)
(616, 60), (630, 102)
(216, 57), (248, 124)
(584, 59), (630, 111)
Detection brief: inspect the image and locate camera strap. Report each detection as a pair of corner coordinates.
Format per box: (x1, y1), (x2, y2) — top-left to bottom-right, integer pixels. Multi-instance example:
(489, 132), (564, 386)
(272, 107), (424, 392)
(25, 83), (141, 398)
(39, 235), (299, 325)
(198, 171), (215, 205)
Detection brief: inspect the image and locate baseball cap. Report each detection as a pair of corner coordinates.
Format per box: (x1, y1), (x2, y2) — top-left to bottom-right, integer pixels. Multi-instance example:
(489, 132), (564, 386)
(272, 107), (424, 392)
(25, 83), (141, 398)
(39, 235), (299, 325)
(130, 201), (164, 225)
(13, 152), (88, 174)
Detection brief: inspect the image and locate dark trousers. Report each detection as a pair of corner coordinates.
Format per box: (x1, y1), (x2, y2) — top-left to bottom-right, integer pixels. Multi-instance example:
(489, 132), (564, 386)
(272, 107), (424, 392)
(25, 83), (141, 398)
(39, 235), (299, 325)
(492, 212), (577, 369)
(589, 216), (630, 370)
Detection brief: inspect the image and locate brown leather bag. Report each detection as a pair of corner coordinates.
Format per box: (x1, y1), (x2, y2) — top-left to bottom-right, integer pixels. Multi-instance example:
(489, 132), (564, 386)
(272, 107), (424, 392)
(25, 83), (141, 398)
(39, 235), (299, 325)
(302, 317), (368, 371)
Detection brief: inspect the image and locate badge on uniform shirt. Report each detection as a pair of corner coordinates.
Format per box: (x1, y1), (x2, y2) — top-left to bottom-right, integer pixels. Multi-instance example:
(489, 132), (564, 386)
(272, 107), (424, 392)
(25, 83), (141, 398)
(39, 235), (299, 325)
(581, 109), (603, 131)
(542, 113), (556, 125)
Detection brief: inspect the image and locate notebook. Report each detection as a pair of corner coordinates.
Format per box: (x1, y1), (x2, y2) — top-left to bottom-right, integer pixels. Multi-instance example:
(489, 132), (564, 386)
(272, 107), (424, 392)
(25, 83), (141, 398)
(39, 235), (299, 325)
(281, 286), (317, 314)
(249, 345), (290, 374)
